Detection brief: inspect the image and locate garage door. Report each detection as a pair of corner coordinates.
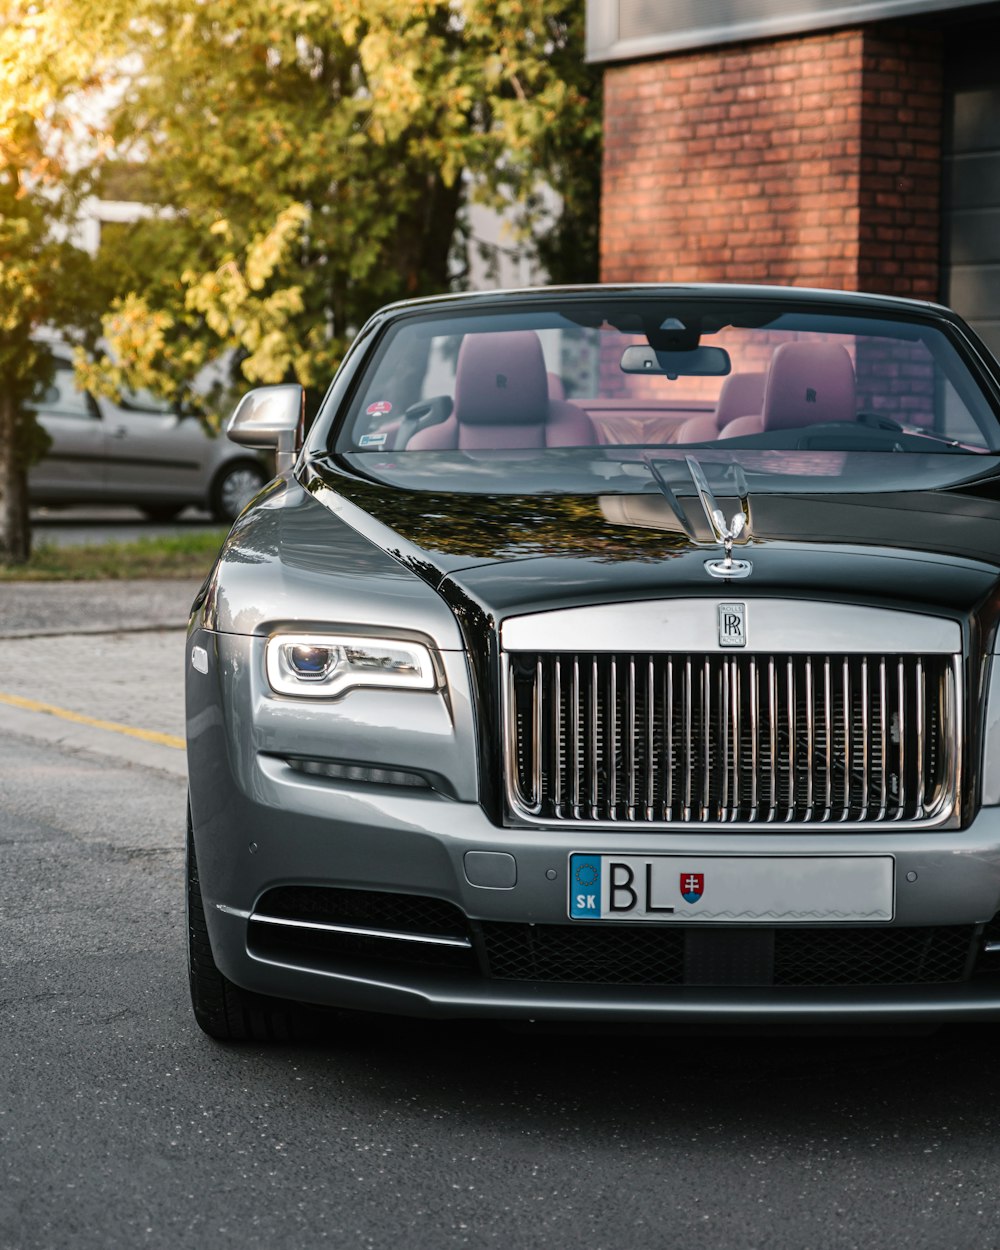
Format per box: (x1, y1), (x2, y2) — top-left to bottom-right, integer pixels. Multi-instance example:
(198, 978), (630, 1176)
(943, 41), (1000, 360)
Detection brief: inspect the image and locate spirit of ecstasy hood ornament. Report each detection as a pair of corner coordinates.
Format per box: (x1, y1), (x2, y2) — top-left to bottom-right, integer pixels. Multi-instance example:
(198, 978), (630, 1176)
(684, 456), (753, 580)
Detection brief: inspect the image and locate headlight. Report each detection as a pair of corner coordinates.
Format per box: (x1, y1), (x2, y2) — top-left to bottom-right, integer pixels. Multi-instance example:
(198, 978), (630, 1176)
(265, 633), (437, 698)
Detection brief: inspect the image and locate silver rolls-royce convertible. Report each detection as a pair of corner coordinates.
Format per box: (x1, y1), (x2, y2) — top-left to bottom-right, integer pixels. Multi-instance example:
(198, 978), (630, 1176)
(185, 284), (1000, 1039)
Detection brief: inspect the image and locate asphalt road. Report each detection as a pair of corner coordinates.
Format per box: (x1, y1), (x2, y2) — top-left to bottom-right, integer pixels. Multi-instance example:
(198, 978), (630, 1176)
(5, 583), (1000, 1249)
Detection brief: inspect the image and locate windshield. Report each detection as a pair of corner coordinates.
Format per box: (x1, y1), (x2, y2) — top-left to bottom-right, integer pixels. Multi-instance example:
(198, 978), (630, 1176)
(331, 298), (1000, 494)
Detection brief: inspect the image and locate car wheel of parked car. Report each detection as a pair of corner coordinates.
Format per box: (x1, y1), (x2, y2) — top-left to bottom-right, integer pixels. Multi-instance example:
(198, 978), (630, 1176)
(141, 504), (183, 522)
(187, 811), (302, 1042)
(210, 461), (268, 523)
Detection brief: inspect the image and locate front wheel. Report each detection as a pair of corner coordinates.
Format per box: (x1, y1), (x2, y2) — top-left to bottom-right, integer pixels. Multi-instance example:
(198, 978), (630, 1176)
(186, 811), (304, 1041)
(209, 461), (267, 523)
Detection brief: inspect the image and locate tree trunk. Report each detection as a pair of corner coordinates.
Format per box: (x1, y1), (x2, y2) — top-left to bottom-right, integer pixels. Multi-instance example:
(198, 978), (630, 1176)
(0, 392), (31, 564)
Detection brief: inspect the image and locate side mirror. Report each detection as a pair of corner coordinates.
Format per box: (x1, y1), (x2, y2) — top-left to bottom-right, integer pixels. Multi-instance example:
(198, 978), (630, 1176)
(226, 384), (304, 473)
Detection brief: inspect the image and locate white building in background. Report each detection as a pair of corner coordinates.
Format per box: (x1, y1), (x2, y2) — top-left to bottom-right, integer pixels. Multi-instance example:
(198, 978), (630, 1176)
(72, 197), (160, 256)
(465, 200), (551, 290)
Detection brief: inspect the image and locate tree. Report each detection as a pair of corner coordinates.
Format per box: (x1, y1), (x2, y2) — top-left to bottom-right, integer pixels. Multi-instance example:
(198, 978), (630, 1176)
(0, 0), (109, 562)
(84, 0), (602, 417)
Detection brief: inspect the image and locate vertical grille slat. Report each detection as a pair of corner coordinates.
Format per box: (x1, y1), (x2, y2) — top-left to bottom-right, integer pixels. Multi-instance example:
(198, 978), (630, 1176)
(626, 657), (637, 821)
(571, 657), (581, 817)
(589, 657), (599, 820)
(552, 657), (563, 819)
(805, 657), (815, 817)
(608, 657), (618, 821)
(645, 657), (655, 820)
(666, 658), (675, 819)
(896, 657), (906, 820)
(532, 659), (543, 809)
(878, 657), (889, 821)
(822, 657), (833, 821)
(720, 660), (731, 820)
(702, 658), (712, 821)
(842, 658), (852, 822)
(916, 657), (926, 819)
(860, 657), (871, 821)
(731, 658), (741, 819)
(767, 657), (778, 822)
(507, 651), (958, 827)
(786, 658), (796, 822)
(683, 657), (693, 822)
(749, 657), (759, 819)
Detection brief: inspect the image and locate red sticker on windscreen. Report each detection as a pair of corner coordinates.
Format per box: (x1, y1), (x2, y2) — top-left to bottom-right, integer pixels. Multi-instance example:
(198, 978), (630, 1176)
(366, 400), (393, 416)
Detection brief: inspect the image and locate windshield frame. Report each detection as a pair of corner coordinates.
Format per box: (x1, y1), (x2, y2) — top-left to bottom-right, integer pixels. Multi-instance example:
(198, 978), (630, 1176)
(310, 289), (1000, 476)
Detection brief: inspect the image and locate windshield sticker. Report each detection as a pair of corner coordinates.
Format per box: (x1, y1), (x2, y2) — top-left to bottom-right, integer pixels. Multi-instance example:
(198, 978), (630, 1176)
(366, 400), (393, 417)
(359, 432), (388, 448)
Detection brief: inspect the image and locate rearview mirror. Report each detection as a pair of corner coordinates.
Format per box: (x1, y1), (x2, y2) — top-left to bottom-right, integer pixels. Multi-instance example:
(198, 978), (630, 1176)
(620, 345), (731, 379)
(227, 384), (304, 473)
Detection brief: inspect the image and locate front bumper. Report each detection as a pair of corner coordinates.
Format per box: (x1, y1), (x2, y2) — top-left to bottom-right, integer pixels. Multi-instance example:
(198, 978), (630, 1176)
(189, 742), (1000, 1023)
(187, 627), (1000, 1023)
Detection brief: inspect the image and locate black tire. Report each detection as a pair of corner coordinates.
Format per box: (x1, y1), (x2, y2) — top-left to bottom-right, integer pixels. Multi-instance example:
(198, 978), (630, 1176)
(186, 810), (304, 1042)
(209, 460), (268, 523)
(141, 504), (183, 522)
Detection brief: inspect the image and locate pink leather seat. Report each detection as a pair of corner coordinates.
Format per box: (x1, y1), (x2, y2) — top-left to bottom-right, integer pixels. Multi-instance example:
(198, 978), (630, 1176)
(716, 371), (766, 426)
(762, 341), (856, 429)
(406, 331), (596, 450)
(721, 343), (856, 439)
(675, 371), (766, 443)
(719, 413), (763, 439)
(674, 411), (720, 444)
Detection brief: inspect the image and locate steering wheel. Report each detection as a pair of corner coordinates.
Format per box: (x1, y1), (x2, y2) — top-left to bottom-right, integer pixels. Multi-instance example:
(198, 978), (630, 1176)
(395, 396), (453, 449)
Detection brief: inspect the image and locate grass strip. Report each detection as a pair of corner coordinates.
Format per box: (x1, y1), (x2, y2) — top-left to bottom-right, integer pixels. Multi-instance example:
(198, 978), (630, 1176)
(0, 529), (229, 581)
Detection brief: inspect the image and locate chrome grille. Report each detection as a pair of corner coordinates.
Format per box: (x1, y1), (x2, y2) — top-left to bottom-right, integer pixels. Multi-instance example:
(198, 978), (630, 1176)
(503, 652), (959, 826)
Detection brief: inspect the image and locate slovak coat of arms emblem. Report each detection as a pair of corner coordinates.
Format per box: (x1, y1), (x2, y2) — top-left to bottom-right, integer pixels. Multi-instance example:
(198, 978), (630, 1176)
(680, 872), (705, 904)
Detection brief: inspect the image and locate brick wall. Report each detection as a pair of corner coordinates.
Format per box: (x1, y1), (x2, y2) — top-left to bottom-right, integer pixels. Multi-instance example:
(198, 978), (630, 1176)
(601, 24), (943, 298)
(858, 28), (943, 297)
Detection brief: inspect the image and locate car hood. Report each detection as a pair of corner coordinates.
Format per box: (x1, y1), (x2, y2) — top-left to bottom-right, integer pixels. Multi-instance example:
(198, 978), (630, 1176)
(310, 463), (1000, 624)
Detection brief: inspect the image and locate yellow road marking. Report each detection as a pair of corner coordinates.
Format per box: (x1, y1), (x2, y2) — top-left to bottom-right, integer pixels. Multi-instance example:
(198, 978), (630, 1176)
(0, 691), (185, 750)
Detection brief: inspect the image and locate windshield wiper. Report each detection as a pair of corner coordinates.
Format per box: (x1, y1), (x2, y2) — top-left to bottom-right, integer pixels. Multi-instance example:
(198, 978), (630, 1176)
(855, 411), (989, 453)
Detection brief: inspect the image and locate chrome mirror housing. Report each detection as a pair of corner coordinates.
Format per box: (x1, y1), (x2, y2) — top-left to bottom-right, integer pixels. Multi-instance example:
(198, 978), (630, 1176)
(226, 384), (304, 473)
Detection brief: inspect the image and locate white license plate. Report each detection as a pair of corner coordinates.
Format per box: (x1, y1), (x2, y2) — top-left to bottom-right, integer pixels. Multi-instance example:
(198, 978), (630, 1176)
(568, 854), (894, 923)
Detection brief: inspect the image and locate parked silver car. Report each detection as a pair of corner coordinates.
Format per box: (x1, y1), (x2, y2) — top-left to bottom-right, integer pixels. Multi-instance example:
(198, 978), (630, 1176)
(28, 354), (269, 522)
(187, 283), (1000, 1040)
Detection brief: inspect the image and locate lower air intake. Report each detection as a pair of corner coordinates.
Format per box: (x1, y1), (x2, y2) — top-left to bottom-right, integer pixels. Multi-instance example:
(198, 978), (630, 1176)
(480, 923), (975, 987)
(249, 886), (475, 972)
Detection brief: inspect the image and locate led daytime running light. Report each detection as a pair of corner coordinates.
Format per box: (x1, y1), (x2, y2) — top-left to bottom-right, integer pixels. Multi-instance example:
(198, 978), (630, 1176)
(265, 633), (436, 698)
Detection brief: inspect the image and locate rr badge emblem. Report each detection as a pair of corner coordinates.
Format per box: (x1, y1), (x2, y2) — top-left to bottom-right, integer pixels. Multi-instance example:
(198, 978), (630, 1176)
(718, 602), (746, 648)
(680, 872), (704, 904)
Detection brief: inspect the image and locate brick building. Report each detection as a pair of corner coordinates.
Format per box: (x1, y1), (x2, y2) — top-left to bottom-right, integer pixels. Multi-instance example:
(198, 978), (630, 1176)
(589, 0), (1000, 356)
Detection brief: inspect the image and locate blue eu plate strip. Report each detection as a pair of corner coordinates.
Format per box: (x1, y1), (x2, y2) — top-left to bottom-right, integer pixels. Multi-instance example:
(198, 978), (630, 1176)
(570, 854), (602, 919)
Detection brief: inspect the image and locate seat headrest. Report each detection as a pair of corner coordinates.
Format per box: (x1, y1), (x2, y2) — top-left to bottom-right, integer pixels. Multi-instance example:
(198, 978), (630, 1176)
(763, 342), (856, 430)
(454, 331), (549, 426)
(546, 371), (566, 401)
(715, 371), (766, 428)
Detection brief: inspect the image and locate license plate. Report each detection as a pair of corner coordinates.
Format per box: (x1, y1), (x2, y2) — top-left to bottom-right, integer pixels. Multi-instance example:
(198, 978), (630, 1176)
(568, 854), (894, 923)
